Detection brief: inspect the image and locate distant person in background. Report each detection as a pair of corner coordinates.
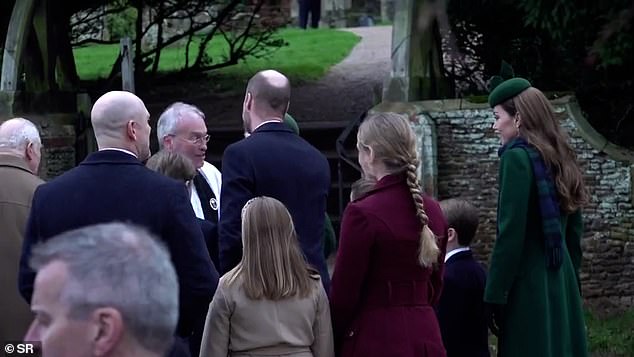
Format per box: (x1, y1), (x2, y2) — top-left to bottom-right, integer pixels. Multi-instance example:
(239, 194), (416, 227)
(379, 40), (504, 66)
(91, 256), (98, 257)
(299, 0), (321, 29)
(0, 118), (44, 342)
(436, 198), (489, 357)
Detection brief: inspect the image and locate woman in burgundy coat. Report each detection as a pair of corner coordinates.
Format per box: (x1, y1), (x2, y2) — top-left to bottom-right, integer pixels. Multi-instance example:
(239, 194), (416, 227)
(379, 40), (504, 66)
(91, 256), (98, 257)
(330, 112), (448, 357)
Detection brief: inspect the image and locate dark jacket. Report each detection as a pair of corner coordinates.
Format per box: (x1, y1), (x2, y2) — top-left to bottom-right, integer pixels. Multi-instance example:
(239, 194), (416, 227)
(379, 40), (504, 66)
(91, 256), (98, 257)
(330, 174), (448, 357)
(436, 250), (490, 357)
(218, 122), (331, 289)
(18, 150), (218, 338)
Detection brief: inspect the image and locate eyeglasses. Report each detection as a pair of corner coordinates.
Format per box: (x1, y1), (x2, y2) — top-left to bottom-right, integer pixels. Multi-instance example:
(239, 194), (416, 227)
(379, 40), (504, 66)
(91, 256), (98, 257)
(167, 134), (210, 145)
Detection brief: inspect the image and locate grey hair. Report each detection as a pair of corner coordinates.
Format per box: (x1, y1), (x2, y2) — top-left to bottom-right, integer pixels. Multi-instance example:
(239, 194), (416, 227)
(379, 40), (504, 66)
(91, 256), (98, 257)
(0, 118), (41, 150)
(29, 223), (178, 355)
(156, 102), (205, 148)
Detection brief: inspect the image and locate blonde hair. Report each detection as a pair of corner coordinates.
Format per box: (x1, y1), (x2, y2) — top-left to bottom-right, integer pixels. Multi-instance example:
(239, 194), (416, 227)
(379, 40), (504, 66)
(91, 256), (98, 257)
(350, 177), (377, 201)
(145, 150), (196, 182)
(501, 88), (589, 213)
(357, 113), (440, 267)
(225, 196), (313, 299)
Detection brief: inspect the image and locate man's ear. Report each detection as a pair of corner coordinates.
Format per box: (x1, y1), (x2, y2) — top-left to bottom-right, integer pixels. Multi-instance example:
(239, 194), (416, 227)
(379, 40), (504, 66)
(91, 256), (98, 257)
(25, 142), (36, 161)
(126, 121), (137, 141)
(244, 92), (253, 111)
(162, 135), (173, 150)
(91, 307), (124, 357)
(447, 227), (457, 244)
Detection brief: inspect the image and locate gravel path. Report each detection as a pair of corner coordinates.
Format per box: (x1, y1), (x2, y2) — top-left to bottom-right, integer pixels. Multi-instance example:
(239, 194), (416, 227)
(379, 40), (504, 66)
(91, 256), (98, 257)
(145, 26), (393, 128)
(288, 26), (392, 124)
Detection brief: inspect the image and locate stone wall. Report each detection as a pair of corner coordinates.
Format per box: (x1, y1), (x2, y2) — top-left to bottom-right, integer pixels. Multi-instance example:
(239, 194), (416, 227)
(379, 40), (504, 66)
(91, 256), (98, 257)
(374, 96), (634, 307)
(29, 114), (76, 180)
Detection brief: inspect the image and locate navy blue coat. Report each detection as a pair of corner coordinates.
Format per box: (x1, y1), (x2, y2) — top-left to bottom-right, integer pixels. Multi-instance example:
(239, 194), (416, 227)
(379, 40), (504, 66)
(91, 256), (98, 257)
(436, 250), (490, 357)
(18, 150), (218, 337)
(218, 122), (331, 289)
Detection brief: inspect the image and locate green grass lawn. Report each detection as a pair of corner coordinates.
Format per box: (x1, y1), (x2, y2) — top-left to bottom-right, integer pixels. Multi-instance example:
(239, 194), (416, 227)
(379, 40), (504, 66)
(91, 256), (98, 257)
(486, 308), (634, 357)
(73, 28), (360, 85)
(586, 308), (634, 357)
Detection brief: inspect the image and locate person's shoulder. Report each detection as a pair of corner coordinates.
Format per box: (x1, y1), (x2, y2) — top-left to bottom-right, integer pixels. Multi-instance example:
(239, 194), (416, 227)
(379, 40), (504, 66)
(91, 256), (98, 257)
(201, 161), (221, 176)
(141, 167), (185, 190)
(500, 146), (530, 162)
(224, 137), (251, 156)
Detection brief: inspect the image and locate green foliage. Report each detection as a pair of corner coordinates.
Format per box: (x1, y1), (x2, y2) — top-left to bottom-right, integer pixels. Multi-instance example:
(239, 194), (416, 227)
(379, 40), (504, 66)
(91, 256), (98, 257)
(585, 308), (634, 357)
(73, 28), (360, 88)
(447, 0), (634, 148)
(106, 7), (137, 40)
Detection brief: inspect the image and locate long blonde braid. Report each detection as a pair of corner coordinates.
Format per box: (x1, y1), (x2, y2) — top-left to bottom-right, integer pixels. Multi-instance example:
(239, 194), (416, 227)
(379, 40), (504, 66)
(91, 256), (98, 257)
(405, 158), (440, 267)
(358, 112), (440, 268)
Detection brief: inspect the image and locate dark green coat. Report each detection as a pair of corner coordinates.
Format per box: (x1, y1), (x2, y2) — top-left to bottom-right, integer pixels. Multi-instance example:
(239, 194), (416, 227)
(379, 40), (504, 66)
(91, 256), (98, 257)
(484, 148), (588, 357)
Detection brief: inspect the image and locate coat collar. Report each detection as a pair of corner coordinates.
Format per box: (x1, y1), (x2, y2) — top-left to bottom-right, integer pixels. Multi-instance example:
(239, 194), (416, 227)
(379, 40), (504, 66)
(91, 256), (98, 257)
(0, 153), (34, 175)
(355, 173), (405, 201)
(445, 249), (473, 264)
(252, 121), (293, 135)
(80, 149), (143, 166)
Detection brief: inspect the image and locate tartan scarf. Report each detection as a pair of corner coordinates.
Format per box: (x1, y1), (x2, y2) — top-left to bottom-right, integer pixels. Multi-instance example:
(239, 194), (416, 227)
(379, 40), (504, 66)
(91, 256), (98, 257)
(498, 137), (563, 270)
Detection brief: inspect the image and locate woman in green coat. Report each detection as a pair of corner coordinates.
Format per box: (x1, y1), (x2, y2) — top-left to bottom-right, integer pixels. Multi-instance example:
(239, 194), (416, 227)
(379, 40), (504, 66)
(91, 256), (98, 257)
(485, 78), (589, 357)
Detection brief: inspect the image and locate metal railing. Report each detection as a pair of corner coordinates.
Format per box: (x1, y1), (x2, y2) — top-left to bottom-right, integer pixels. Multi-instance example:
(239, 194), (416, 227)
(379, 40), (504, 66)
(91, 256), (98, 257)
(335, 110), (367, 217)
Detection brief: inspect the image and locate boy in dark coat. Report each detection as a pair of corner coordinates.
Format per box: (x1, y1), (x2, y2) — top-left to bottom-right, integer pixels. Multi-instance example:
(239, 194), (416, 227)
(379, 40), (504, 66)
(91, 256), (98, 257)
(437, 198), (490, 357)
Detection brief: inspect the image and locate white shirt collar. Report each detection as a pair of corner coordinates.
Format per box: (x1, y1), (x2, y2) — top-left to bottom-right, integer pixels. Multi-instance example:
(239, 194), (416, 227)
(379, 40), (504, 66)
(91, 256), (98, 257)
(253, 119), (282, 132)
(444, 247), (470, 263)
(99, 148), (138, 158)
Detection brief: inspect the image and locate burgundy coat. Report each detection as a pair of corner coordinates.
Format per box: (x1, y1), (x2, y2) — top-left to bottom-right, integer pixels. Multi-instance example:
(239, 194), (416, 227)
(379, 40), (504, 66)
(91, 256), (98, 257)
(330, 174), (448, 357)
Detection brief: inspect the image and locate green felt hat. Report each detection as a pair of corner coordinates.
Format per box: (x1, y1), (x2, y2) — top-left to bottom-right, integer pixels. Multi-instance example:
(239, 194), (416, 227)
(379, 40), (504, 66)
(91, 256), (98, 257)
(284, 113), (300, 135)
(488, 77), (532, 107)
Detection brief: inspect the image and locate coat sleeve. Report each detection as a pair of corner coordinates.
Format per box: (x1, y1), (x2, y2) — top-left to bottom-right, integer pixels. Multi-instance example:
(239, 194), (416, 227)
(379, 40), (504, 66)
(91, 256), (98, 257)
(165, 183), (219, 337)
(484, 148), (533, 305)
(312, 284), (335, 357)
(329, 204), (375, 344)
(18, 186), (43, 303)
(218, 143), (255, 273)
(200, 283), (231, 357)
(565, 209), (584, 291)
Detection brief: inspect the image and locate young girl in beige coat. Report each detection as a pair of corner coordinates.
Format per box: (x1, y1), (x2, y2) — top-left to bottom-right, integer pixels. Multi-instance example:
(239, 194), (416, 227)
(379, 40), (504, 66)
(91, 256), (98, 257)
(200, 196), (334, 357)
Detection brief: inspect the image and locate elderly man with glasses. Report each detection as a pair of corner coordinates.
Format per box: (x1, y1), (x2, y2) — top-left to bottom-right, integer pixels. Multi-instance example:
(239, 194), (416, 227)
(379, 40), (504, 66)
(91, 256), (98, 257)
(157, 102), (222, 225)
(156, 102), (222, 357)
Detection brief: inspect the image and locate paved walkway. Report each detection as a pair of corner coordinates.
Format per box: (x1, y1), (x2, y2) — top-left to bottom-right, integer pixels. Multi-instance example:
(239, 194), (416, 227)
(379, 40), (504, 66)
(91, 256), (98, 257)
(288, 25), (392, 124)
(145, 26), (393, 128)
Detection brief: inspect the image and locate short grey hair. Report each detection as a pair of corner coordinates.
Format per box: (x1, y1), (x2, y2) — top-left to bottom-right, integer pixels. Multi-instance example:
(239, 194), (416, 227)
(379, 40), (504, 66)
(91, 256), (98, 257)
(30, 223), (178, 355)
(156, 102), (205, 148)
(0, 118), (42, 150)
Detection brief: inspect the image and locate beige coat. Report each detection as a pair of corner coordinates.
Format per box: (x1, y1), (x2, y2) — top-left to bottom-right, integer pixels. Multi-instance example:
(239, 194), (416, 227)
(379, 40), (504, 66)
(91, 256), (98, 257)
(200, 273), (334, 357)
(0, 154), (44, 341)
